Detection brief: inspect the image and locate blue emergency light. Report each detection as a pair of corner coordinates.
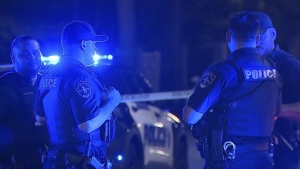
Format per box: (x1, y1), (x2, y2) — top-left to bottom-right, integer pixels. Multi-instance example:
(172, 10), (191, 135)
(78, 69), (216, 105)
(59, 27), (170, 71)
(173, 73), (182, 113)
(41, 53), (113, 66)
(117, 155), (123, 161)
(93, 53), (113, 65)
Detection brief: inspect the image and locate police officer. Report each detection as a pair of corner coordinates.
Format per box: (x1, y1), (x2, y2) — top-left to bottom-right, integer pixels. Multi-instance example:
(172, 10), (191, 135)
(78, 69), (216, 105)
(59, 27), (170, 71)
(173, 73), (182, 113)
(256, 11), (300, 169)
(0, 35), (48, 169)
(182, 11), (282, 169)
(35, 20), (122, 169)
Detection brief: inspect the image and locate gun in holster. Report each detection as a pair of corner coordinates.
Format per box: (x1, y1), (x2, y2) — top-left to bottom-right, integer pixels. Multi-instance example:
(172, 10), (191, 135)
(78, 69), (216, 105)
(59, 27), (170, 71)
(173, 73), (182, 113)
(100, 116), (116, 143)
(196, 136), (210, 159)
(210, 130), (228, 169)
(192, 115), (211, 163)
(191, 115), (209, 140)
(196, 130), (228, 169)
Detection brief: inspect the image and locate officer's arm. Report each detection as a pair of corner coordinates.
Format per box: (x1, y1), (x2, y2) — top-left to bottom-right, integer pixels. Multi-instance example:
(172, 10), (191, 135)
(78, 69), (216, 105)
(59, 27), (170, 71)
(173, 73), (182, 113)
(182, 105), (203, 125)
(36, 115), (46, 125)
(280, 102), (300, 121)
(78, 87), (121, 133)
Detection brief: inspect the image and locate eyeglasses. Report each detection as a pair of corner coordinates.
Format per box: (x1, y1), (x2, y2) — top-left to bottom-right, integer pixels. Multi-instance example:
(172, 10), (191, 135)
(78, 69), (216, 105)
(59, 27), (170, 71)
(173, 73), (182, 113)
(259, 28), (270, 40)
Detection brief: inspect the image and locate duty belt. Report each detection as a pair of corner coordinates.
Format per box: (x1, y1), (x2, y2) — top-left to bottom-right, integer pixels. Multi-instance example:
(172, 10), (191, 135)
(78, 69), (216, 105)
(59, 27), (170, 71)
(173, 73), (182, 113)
(46, 150), (67, 159)
(235, 142), (269, 154)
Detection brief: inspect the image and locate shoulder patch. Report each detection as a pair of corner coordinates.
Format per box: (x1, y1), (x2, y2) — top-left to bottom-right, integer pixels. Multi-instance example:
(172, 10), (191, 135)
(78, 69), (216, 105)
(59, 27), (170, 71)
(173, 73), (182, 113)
(200, 71), (216, 88)
(74, 81), (91, 98)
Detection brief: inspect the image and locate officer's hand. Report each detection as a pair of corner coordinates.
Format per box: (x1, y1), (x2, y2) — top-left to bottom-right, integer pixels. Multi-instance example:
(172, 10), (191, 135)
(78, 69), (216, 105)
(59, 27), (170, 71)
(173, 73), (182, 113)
(105, 87), (122, 106)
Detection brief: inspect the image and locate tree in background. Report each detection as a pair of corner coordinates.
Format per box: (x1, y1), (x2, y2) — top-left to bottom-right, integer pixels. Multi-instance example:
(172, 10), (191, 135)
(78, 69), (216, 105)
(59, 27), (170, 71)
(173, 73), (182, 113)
(0, 0), (299, 90)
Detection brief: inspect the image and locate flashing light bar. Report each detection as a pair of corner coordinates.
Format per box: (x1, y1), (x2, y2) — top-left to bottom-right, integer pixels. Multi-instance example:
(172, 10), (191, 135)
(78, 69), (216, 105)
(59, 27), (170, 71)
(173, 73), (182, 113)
(93, 53), (113, 65)
(41, 55), (60, 65)
(41, 53), (113, 66)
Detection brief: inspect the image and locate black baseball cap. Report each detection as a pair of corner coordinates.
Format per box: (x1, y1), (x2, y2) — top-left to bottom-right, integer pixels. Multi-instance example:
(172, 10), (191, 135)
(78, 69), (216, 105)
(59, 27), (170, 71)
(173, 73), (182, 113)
(61, 20), (108, 46)
(255, 12), (274, 34)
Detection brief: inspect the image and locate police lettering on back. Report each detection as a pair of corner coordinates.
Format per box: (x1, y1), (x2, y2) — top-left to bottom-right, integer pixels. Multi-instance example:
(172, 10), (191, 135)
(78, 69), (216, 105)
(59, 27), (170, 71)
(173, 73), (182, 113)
(243, 68), (277, 81)
(40, 78), (59, 88)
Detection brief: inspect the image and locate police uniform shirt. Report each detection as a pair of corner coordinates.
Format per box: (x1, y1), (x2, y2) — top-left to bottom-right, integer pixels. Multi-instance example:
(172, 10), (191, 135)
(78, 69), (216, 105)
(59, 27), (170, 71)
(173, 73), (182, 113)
(36, 58), (105, 145)
(271, 44), (300, 104)
(0, 70), (48, 166)
(271, 44), (300, 168)
(0, 71), (41, 144)
(271, 44), (300, 135)
(187, 47), (281, 121)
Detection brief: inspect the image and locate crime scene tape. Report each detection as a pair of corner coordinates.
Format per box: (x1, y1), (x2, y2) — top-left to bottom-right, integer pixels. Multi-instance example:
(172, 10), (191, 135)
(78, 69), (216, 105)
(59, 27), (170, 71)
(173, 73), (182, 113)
(121, 90), (193, 103)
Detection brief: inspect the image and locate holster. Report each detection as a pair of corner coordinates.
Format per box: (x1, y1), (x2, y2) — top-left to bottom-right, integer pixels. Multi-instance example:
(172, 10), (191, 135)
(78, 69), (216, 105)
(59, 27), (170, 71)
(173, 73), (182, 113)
(201, 130), (229, 169)
(65, 151), (111, 169)
(196, 137), (208, 159)
(191, 114), (209, 140)
(211, 130), (224, 162)
(192, 107), (230, 169)
(100, 116), (116, 143)
(65, 150), (84, 167)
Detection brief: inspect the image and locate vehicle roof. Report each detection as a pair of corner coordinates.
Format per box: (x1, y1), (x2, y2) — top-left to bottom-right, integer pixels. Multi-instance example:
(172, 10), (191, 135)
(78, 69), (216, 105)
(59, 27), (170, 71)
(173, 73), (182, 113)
(88, 64), (153, 95)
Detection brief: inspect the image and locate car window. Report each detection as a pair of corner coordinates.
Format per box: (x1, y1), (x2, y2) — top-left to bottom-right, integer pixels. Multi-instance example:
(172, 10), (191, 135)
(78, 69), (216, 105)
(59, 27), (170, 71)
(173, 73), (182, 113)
(121, 71), (152, 94)
(89, 65), (153, 95)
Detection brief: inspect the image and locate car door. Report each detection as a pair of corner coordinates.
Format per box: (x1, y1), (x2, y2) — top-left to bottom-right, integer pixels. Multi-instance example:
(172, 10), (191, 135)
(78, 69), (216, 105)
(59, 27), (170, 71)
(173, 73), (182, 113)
(126, 102), (173, 168)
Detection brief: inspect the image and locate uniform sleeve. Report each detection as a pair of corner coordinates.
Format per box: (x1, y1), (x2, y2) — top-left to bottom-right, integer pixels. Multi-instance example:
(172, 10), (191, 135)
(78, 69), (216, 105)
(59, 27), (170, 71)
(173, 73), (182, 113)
(66, 71), (104, 125)
(187, 68), (226, 114)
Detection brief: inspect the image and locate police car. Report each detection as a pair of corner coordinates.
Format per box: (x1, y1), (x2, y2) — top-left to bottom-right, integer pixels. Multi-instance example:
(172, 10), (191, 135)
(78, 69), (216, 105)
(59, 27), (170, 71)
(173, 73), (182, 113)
(0, 55), (189, 169)
(89, 64), (188, 169)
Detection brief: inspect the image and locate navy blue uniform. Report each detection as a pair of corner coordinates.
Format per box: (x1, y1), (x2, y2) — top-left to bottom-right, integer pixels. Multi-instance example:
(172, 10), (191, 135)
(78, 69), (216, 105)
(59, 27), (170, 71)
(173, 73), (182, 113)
(0, 70), (48, 169)
(271, 45), (300, 169)
(188, 48), (282, 169)
(35, 58), (108, 168)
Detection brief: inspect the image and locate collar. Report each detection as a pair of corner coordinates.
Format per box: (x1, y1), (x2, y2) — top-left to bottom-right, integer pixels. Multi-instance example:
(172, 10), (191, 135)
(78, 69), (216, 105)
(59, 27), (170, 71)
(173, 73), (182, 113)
(227, 47), (259, 60)
(270, 44), (282, 58)
(6, 69), (39, 86)
(54, 56), (97, 77)
(58, 57), (86, 68)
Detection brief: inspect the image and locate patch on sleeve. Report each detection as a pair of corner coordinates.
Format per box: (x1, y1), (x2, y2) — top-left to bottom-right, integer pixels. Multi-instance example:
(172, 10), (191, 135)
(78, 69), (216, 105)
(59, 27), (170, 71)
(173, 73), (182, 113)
(200, 71), (216, 88)
(74, 81), (91, 98)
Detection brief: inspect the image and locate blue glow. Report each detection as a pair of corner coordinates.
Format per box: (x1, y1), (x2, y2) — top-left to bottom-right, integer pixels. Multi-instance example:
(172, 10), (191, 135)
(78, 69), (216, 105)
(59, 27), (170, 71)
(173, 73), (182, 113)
(41, 54), (113, 66)
(41, 55), (60, 65)
(117, 155), (123, 161)
(93, 53), (113, 65)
